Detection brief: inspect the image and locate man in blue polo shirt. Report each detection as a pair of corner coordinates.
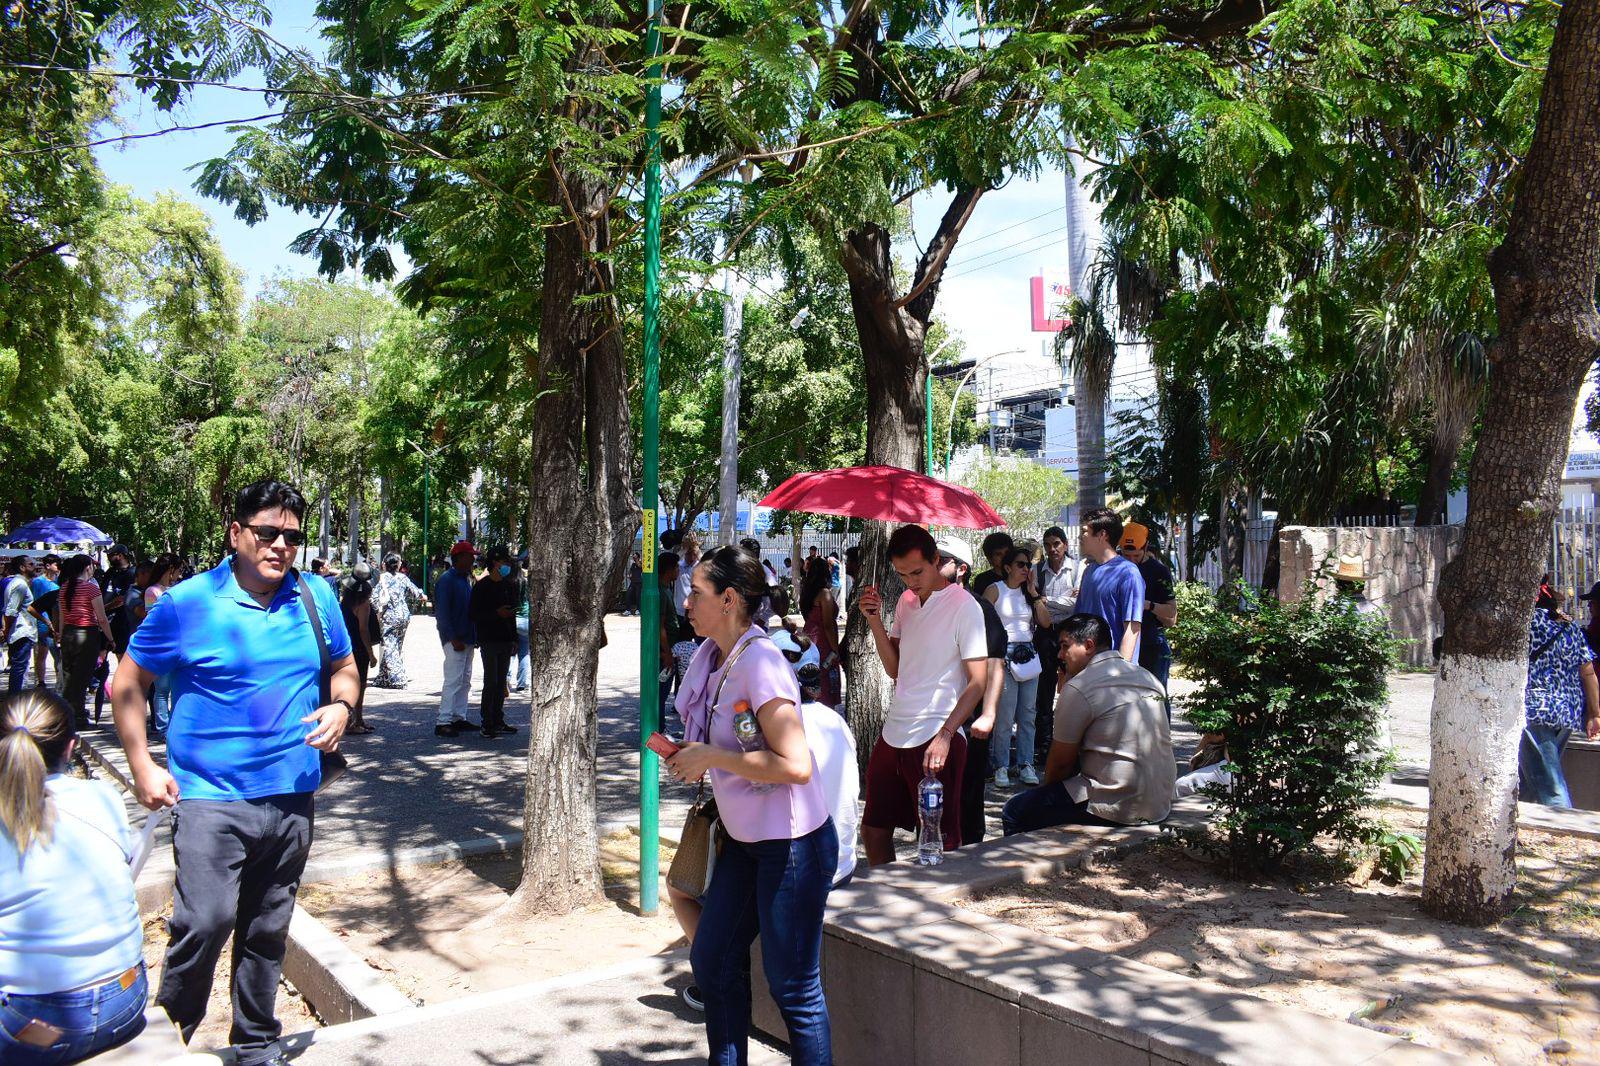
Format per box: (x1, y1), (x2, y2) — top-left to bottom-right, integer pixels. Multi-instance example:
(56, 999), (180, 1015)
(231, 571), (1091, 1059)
(109, 480), (358, 1066)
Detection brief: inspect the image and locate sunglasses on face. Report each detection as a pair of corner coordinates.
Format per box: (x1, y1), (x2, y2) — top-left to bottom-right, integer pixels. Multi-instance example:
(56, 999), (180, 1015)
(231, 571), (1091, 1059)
(242, 523), (306, 548)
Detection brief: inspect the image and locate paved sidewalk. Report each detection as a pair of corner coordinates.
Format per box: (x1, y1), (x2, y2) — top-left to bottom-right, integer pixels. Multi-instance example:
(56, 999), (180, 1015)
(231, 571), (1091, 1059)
(270, 951), (786, 1066)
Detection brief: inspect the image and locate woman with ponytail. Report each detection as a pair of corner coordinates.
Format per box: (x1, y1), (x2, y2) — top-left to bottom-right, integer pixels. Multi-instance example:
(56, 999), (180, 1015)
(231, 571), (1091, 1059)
(0, 689), (147, 1063)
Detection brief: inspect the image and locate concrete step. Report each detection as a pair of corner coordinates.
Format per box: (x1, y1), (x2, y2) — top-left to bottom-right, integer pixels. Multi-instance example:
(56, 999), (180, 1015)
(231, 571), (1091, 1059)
(269, 951), (787, 1066)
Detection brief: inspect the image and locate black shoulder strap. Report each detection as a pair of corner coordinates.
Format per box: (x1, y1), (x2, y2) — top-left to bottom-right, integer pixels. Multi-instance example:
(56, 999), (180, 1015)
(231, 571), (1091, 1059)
(1529, 632), (1561, 667)
(294, 571), (333, 705)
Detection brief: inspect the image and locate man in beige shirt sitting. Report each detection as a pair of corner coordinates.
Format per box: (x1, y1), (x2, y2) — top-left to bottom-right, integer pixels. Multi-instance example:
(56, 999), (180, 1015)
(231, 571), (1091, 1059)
(1001, 613), (1174, 835)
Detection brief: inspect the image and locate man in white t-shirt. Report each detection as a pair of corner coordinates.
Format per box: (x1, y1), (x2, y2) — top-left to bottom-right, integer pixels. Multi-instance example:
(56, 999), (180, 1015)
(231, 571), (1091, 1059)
(859, 524), (987, 865)
(796, 663), (859, 885)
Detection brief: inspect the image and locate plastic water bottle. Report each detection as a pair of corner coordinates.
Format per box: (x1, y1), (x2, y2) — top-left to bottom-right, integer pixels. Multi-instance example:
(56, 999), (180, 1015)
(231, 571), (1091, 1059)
(732, 700), (777, 794)
(917, 775), (944, 866)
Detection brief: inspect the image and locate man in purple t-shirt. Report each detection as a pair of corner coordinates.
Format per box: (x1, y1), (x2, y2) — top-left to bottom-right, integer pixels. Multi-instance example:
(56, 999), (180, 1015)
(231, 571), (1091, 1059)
(1075, 508), (1145, 664)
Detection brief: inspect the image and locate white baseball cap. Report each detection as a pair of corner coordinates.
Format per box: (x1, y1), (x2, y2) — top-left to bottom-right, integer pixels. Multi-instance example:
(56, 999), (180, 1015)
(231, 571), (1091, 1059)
(935, 536), (972, 569)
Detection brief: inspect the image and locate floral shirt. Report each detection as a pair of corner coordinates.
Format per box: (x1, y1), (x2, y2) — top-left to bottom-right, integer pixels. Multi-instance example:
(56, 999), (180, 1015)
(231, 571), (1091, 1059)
(375, 570), (424, 627)
(1525, 608), (1594, 731)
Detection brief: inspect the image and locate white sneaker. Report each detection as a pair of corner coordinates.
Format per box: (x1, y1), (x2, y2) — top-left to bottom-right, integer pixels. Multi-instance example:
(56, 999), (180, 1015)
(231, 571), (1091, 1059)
(993, 767), (1010, 788)
(1019, 766), (1040, 786)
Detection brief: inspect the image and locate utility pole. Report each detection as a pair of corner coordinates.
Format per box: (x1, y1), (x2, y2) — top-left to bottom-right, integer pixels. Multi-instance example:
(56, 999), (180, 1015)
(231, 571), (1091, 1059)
(637, 0), (665, 918)
(986, 366), (996, 453)
(717, 235), (745, 540)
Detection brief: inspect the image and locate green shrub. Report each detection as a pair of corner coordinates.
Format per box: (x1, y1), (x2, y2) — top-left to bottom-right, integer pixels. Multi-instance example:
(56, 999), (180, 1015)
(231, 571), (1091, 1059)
(1169, 581), (1400, 876)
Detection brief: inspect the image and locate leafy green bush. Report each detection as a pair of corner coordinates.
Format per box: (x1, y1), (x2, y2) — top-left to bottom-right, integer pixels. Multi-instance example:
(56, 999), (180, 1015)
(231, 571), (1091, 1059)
(1169, 581), (1400, 876)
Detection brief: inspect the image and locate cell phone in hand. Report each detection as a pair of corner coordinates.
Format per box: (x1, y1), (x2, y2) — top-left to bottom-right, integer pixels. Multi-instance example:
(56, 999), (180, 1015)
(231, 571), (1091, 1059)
(646, 731), (681, 758)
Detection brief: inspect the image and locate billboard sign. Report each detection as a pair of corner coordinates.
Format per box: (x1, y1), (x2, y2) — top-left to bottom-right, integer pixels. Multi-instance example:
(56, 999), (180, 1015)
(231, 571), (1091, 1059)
(1031, 272), (1072, 333)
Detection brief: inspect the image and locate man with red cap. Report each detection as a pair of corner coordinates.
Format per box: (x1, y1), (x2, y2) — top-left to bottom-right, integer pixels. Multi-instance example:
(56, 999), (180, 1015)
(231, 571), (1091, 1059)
(433, 541), (480, 738)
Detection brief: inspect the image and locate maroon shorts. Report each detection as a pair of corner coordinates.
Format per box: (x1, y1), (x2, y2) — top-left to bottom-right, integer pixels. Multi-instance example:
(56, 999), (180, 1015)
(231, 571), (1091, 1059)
(862, 732), (965, 850)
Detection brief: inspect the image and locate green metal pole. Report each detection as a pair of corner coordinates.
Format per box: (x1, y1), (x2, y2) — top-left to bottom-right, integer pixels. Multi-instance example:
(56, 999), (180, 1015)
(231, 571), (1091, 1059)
(925, 370), (934, 475)
(421, 459), (430, 595)
(638, 0), (665, 918)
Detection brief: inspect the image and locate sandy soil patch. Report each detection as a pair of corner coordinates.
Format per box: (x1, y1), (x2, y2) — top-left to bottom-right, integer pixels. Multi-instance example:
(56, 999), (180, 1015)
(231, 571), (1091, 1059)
(297, 828), (685, 1005)
(961, 810), (1599, 1064)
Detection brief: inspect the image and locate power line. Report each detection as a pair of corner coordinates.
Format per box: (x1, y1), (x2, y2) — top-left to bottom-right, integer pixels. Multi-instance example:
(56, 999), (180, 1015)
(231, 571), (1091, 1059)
(943, 223), (1071, 279)
(945, 205), (1064, 255)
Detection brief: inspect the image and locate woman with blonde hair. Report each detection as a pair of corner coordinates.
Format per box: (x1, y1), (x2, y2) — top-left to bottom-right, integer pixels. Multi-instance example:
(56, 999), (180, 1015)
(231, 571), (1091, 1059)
(0, 689), (146, 1063)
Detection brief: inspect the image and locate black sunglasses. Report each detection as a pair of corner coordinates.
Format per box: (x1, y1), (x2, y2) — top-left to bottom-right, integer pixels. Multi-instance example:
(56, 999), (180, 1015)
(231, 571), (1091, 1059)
(242, 523), (307, 548)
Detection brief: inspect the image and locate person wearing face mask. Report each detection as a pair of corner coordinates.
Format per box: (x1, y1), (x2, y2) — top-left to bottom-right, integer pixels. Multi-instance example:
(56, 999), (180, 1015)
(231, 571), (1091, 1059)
(468, 545), (521, 739)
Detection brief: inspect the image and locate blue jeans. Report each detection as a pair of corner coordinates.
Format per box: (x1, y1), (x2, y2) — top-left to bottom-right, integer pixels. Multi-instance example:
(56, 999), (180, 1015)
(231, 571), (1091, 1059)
(8, 636), (35, 692)
(692, 819), (837, 1065)
(0, 964), (148, 1064)
(509, 616), (530, 689)
(1001, 781), (1124, 836)
(1519, 721), (1573, 808)
(150, 674), (173, 734)
(992, 647), (1040, 772)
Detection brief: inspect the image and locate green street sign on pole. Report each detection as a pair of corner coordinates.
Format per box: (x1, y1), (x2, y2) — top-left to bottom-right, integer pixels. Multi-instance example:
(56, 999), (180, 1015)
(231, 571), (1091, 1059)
(638, 0), (665, 918)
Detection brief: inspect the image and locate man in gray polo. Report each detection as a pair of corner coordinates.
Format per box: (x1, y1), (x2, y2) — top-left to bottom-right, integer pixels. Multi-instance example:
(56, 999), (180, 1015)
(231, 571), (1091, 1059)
(1001, 612), (1173, 834)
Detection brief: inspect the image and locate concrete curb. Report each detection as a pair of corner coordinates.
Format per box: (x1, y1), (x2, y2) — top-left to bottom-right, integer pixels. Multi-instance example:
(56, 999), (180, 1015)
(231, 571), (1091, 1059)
(274, 951), (690, 1055)
(1378, 782), (1600, 840)
(285, 904), (416, 1024)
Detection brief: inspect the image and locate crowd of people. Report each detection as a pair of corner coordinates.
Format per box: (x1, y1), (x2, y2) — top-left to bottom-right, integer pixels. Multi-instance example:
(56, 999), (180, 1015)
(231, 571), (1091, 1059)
(630, 508), (1183, 1064)
(9, 473), (1593, 1066)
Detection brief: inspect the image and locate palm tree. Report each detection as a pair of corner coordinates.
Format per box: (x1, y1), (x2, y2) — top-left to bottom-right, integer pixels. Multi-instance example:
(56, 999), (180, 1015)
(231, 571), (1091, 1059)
(1058, 234), (1167, 512)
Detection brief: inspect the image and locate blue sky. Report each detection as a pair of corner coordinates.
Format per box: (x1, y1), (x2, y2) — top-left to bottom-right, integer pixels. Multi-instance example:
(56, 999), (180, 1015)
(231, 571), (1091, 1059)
(95, 0), (327, 294)
(94, 2), (1071, 394)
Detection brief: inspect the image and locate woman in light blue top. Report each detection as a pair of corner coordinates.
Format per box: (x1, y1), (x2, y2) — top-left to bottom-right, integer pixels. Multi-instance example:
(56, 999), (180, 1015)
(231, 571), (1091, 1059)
(0, 689), (147, 1064)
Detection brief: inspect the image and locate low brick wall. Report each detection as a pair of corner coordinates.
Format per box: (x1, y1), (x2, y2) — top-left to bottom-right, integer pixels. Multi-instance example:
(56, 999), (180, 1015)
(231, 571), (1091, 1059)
(750, 808), (1460, 1064)
(1565, 740), (1600, 811)
(1277, 525), (1463, 667)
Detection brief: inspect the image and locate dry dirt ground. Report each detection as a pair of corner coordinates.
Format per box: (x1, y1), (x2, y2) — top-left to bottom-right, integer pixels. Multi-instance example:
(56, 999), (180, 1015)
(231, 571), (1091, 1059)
(961, 810), (1599, 1064)
(296, 829), (687, 1005)
(140, 908), (322, 1054)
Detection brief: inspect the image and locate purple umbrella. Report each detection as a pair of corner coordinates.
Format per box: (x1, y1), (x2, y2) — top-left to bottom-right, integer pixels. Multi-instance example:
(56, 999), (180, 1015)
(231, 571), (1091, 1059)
(3, 517), (114, 546)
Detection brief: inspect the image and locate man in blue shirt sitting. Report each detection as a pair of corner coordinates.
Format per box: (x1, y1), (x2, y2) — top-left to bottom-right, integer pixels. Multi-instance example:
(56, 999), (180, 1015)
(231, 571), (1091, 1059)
(109, 480), (359, 1066)
(432, 540), (480, 738)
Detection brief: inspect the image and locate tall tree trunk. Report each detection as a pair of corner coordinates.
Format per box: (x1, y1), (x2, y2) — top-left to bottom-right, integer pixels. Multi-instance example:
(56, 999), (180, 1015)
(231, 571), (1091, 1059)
(378, 475), (393, 559)
(1423, 0), (1600, 925)
(346, 474), (362, 564)
(510, 156), (640, 917)
(1074, 363), (1107, 510)
(1414, 431), (1459, 527)
(319, 484), (333, 561)
(835, 188), (983, 772)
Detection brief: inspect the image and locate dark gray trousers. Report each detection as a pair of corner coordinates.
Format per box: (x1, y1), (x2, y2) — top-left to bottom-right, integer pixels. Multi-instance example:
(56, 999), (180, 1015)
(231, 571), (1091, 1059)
(159, 792), (314, 1064)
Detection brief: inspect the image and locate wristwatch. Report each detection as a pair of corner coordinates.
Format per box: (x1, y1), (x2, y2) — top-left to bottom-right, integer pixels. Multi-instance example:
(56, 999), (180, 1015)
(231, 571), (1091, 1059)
(331, 698), (354, 715)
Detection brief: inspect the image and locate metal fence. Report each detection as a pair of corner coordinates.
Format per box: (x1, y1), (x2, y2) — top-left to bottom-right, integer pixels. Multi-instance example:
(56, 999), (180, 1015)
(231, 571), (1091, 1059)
(1166, 510), (1600, 600)
(1550, 510), (1600, 601)
(1173, 519), (1276, 592)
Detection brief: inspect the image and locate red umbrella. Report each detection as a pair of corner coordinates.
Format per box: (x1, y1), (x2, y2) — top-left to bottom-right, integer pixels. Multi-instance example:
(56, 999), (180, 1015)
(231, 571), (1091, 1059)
(758, 466), (1005, 530)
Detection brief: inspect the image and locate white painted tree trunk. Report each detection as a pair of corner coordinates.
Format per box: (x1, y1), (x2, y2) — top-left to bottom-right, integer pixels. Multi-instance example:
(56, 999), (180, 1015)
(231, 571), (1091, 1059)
(1422, 655), (1524, 915)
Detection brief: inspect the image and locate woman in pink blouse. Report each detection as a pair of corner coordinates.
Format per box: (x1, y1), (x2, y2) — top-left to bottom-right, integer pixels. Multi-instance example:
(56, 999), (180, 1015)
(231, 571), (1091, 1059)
(666, 545), (836, 1064)
(57, 555), (115, 725)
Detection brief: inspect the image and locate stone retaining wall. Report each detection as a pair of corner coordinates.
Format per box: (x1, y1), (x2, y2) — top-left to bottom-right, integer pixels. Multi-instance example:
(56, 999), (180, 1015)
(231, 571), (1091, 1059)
(749, 803), (1460, 1064)
(1277, 525), (1464, 667)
